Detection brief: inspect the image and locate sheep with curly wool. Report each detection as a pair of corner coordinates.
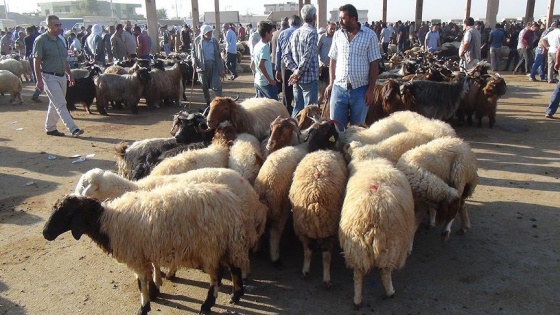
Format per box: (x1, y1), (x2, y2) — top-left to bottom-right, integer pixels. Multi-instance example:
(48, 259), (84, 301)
(341, 110), (456, 146)
(0, 58), (23, 79)
(228, 133), (264, 185)
(144, 62), (187, 108)
(289, 148), (348, 289)
(206, 97), (290, 141)
(396, 136), (478, 241)
(43, 183), (250, 315)
(95, 68), (151, 115)
(75, 167), (267, 280)
(254, 120), (340, 267)
(339, 157), (415, 309)
(0, 70), (22, 104)
(19, 60), (31, 82)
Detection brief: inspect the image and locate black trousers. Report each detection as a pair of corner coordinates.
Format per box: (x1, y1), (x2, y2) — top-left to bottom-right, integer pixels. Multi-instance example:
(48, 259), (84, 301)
(281, 65), (294, 113)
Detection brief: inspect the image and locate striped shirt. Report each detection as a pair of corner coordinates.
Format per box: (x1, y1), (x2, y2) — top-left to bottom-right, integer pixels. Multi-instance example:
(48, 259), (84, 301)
(282, 23), (319, 84)
(275, 25), (298, 72)
(328, 24), (381, 89)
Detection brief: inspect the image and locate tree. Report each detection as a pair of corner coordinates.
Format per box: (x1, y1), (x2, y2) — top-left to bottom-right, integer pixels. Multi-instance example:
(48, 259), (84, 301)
(157, 8), (168, 20)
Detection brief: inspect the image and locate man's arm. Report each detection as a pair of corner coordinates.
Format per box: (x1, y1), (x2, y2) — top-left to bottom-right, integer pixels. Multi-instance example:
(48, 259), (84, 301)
(136, 37), (143, 55)
(365, 60), (379, 106)
(34, 57), (43, 91)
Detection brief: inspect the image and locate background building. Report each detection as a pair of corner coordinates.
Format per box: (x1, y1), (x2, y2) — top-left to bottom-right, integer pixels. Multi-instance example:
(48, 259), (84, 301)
(329, 8), (369, 24)
(264, 2), (297, 14)
(38, 0), (143, 19)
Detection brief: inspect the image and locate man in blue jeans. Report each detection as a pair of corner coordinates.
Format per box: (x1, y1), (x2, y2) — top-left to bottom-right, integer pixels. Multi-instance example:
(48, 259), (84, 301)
(546, 46), (560, 118)
(223, 23), (238, 80)
(324, 4), (380, 128)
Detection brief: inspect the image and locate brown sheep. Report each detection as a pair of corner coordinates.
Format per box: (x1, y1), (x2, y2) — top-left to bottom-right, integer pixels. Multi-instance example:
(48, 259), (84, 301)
(295, 104), (324, 130)
(365, 79), (408, 125)
(265, 116), (301, 154)
(475, 74), (507, 128)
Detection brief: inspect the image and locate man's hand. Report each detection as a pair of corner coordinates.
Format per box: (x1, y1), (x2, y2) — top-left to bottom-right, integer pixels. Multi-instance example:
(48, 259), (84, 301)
(555, 63), (560, 71)
(36, 80), (44, 92)
(267, 77), (276, 86)
(288, 73), (300, 86)
(68, 74), (75, 87)
(365, 85), (376, 107)
(324, 84), (332, 102)
(275, 70), (282, 82)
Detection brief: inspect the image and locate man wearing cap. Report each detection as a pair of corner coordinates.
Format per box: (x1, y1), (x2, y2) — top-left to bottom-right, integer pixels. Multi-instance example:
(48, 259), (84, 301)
(223, 23), (238, 80)
(192, 24), (223, 106)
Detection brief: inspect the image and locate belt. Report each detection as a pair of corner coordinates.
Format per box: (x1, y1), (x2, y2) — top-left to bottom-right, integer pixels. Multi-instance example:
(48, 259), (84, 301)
(42, 71), (65, 77)
(346, 82), (353, 89)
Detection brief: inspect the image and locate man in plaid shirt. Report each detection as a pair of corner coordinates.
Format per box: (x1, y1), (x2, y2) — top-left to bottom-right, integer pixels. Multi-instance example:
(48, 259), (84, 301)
(282, 4), (319, 117)
(325, 4), (381, 128)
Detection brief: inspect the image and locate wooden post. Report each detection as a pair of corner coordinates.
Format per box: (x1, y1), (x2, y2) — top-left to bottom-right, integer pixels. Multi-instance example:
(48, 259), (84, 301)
(547, 0), (556, 25)
(415, 0), (423, 26)
(485, 0), (500, 27)
(191, 0), (199, 28)
(304, 0), (310, 4)
(299, 0), (304, 16)
(382, 0), (387, 23)
(214, 0), (220, 40)
(525, 0), (536, 22)
(317, 0), (327, 28)
(145, 0), (159, 54)
(465, 0), (472, 20)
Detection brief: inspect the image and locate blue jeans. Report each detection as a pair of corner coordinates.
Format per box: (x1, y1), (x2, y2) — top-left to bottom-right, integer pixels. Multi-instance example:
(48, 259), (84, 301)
(329, 84), (368, 128)
(226, 52), (238, 77)
(546, 80), (560, 116)
(163, 43), (171, 55)
(292, 80), (318, 117)
(530, 50), (546, 80)
(255, 83), (278, 100)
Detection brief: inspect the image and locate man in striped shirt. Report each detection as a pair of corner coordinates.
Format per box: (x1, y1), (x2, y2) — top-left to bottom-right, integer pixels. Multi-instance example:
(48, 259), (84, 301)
(282, 4), (319, 117)
(325, 4), (381, 128)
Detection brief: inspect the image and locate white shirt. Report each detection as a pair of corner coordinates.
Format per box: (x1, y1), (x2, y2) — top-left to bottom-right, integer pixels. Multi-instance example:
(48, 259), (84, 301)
(380, 27), (391, 43)
(544, 28), (560, 53)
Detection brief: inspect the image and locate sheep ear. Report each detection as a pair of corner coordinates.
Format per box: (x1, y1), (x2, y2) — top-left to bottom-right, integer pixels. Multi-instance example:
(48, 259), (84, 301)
(71, 211), (86, 240)
(82, 184), (95, 197)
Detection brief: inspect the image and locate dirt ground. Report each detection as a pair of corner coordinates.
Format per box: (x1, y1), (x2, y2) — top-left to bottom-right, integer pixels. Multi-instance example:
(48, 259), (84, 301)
(1, 67), (559, 315)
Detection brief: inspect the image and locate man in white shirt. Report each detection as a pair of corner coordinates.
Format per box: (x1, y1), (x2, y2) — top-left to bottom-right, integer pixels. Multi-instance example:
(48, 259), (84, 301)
(541, 23), (560, 83)
(379, 23), (391, 55)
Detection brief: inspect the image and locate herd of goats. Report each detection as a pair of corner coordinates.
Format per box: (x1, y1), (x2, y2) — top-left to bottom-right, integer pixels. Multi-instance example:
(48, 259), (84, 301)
(37, 47), (509, 314)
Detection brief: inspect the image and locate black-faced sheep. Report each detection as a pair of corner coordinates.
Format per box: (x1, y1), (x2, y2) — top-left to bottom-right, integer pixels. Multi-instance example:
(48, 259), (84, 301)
(395, 136), (478, 241)
(95, 67), (151, 115)
(339, 157), (415, 309)
(289, 149), (348, 289)
(0, 70), (22, 104)
(66, 67), (100, 114)
(206, 97), (290, 141)
(43, 183), (251, 315)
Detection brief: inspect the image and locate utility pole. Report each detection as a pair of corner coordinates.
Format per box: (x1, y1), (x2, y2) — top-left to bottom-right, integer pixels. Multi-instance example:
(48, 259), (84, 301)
(4, 0), (8, 19)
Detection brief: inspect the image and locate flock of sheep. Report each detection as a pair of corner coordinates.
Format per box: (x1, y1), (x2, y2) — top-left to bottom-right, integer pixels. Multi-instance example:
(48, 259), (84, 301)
(42, 94), (480, 315)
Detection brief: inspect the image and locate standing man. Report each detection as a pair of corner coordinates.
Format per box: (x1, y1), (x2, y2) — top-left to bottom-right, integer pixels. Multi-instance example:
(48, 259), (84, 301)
(540, 22), (560, 83)
(33, 15), (83, 137)
(253, 21), (278, 100)
(123, 21), (137, 59)
(459, 17), (482, 70)
(324, 4), (381, 128)
(180, 24), (191, 52)
(25, 26), (42, 102)
(514, 22), (537, 75)
(111, 24), (127, 61)
(238, 23), (246, 42)
(275, 15), (301, 114)
(135, 26), (151, 59)
(192, 25), (223, 106)
(425, 24), (441, 52)
(379, 22), (391, 55)
(318, 22), (335, 104)
(104, 25), (115, 63)
(161, 26), (171, 56)
(489, 23), (506, 72)
(545, 46), (560, 118)
(283, 4), (319, 117)
(223, 23), (238, 80)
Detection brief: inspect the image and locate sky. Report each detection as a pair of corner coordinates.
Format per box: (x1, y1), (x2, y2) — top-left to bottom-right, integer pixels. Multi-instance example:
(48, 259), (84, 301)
(6, 0), (559, 22)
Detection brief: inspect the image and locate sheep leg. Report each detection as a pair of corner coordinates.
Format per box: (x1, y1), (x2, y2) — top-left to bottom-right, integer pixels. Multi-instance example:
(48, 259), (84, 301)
(136, 272), (152, 315)
(457, 199), (471, 235)
(441, 218), (456, 243)
(269, 206), (290, 268)
(301, 236), (312, 280)
(152, 263), (163, 288)
(322, 237), (335, 289)
(489, 113), (496, 128)
(228, 264), (245, 304)
(380, 268), (395, 297)
(200, 268), (220, 314)
(429, 207), (436, 228)
(165, 263), (178, 280)
(353, 269), (364, 310)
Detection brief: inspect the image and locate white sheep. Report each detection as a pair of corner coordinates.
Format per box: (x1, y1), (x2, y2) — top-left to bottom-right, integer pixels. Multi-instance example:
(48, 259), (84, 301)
(289, 150), (348, 288)
(339, 157), (416, 309)
(341, 110), (456, 146)
(19, 59), (31, 82)
(43, 183), (251, 315)
(206, 97), (290, 141)
(0, 58), (23, 79)
(228, 133), (264, 185)
(0, 70), (23, 104)
(149, 142), (229, 176)
(396, 136), (479, 241)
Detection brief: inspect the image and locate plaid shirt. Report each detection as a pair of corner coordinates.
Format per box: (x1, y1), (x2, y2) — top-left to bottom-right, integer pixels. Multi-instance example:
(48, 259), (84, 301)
(328, 24), (381, 89)
(282, 23), (319, 84)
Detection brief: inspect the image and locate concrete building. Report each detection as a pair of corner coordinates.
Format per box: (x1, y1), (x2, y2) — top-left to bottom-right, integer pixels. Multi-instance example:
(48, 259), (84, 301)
(38, 0), (142, 19)
(329, 8), (369, 24)
(264, 2), (298, 14)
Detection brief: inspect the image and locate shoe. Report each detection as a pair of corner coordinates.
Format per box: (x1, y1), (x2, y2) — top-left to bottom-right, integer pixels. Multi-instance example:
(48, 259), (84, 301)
(72, 128), (84, 137)
(31, 97), (41, 103)
(46, 130), (65, 137)
(529, 77), (537, 82)
(545, 114), (554, 119)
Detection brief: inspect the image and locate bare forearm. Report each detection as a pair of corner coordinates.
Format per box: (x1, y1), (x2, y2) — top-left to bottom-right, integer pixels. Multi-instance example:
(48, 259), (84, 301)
(368, 60), (379, 88)
(34, 58), (42, 82)
(329, 58), (336, 85)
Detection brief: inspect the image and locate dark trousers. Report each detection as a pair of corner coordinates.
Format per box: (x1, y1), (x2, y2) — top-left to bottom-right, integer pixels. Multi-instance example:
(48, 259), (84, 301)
(281, 65), (294, 114)
(514, 48), (533, 74)
(504, 48), (520, 71)
(226, 52), (237, 77)
(382, 43), (389, 55)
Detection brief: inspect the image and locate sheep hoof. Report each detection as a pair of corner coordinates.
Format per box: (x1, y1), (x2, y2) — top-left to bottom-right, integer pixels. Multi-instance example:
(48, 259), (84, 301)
(386, 292), (395, 299)
(353, 302), (361, 310)
(271, 259), (283, 270)
(323, 281), (332, 290)
(137, 302), (151, 315)
(300, 272), (310, 280)
(456, 228), (467, 236)
(229, 290), (244, 304)
(441, 231), (450, 244)
(165, 272), (177, 281)
(148, 281), (159, 299)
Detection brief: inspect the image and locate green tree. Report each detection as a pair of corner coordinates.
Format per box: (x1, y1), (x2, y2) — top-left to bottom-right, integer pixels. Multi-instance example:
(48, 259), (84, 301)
(157, 8), (168, 20)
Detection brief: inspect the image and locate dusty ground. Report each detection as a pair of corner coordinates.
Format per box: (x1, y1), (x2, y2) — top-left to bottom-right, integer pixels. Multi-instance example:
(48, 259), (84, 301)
(1, 67), (559, 315)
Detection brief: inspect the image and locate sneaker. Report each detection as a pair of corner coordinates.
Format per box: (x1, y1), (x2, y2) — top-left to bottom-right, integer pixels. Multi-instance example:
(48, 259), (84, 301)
(46, 130), (65, 137)
(72, 129), (84, 137)
(31, 97), (41, 103)
(529, 77), (537, 82)
(545, 114), (554, 119)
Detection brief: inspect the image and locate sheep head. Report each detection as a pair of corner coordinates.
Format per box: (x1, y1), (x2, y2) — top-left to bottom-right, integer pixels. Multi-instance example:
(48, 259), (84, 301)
(266, 116), (300, 153)
(382, 79), (407, 112)
(212, 120), (237, 146)
(135, 67), (152, 83)
(171, 110), (213, 143)
(152, 60), (166, 71)
(295, 105), (323, 130)
(484, 75), (507, 98)
(43, 195), (103, 241)
(207, 97), (237, 130)
(306, 120), (340, 152)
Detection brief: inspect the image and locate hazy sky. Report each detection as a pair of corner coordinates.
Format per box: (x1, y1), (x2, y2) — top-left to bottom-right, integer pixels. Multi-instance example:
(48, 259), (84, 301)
(7, 0), (560, 22)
